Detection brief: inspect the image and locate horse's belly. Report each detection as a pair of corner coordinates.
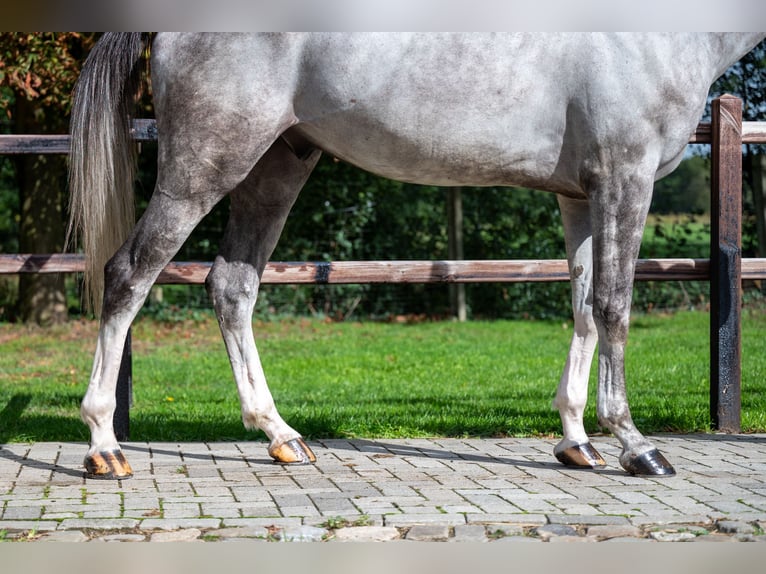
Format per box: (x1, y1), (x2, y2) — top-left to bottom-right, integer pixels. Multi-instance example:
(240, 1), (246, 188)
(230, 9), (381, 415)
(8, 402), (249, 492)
(292, 122), (574, 193)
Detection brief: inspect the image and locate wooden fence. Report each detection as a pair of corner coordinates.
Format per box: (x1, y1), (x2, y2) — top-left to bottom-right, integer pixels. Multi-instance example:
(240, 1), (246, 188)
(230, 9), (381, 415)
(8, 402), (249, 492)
(1, 95), (766, 440)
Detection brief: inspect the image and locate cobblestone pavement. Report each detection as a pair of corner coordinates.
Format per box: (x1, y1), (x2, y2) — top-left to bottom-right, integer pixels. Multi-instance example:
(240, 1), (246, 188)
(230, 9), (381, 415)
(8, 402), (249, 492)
(2, 434), (766, 542)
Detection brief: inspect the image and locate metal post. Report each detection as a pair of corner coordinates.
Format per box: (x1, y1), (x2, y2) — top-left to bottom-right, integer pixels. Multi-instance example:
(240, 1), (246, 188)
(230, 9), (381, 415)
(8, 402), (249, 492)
(114, 328), (132, 441)
(710, 95), (743, 433)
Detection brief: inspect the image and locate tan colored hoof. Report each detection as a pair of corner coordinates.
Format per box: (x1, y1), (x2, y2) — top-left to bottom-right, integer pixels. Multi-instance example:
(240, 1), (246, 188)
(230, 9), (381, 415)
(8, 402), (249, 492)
(268, 438), (316, 465)
(555, 442), (606, 469)
(84, 449), (133, 479)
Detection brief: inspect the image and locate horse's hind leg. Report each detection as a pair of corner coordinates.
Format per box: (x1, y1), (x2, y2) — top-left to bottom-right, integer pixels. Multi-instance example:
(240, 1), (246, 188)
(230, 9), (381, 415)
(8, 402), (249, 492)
(81, 137), (277, 479)
(552, 196), (605, 469)
(205, 138), (321, 464)
(81, 199), (219, 478)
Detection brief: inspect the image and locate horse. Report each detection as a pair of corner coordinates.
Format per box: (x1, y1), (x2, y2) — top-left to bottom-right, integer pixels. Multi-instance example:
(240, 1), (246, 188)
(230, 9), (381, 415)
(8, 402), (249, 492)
(68, 33), (764, 479)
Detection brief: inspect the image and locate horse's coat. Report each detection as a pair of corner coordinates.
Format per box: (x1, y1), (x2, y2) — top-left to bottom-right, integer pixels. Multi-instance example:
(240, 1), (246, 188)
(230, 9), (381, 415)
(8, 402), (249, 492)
(69, 33), (764, 478)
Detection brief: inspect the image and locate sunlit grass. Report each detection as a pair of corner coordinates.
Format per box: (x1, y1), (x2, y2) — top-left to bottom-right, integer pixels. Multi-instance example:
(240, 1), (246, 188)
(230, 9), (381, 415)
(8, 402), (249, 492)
(1, 309), (765, 442)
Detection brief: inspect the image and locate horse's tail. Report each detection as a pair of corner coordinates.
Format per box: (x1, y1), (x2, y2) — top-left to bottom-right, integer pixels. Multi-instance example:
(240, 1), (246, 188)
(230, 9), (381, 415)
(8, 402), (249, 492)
(67, 32), (150, 316)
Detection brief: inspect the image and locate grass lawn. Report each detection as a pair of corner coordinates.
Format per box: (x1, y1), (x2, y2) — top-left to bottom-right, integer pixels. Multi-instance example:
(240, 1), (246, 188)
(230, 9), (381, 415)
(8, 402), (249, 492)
(1, 309), (766, 443)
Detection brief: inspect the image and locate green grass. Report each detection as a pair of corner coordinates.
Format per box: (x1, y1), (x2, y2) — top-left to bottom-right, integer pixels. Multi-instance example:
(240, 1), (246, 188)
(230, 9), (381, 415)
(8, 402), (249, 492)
(1, 309), (766, 443)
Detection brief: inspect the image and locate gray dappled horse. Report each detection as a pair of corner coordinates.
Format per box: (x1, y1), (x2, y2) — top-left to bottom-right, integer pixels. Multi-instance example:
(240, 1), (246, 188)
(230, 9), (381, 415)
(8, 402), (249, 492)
(69, 33), (764, 479)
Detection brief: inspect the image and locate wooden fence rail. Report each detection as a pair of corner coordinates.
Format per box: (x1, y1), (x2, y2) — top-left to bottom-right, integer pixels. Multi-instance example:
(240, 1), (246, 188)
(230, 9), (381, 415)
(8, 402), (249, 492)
(1, 96), (765, 439)
(4, 253), (766, 284)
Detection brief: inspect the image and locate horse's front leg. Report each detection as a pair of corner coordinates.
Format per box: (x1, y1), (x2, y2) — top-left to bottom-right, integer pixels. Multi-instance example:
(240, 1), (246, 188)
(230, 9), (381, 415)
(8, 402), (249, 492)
(207, 264), (316, 464)
(206, 139), (321, 464)
(552, 197), (605, 469)
(589, 171), (675, 476)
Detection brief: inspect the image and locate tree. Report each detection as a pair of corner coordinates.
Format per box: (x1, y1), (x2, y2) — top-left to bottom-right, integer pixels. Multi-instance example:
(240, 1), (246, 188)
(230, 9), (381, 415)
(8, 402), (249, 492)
(708, 39), (766, 257)
(0, 32), (96, 324)
(650, 155), (711, 215)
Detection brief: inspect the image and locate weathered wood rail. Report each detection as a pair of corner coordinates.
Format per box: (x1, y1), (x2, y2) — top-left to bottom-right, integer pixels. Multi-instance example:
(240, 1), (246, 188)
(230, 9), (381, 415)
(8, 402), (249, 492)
(1, 96), (764, 438)
(4, 253), (766, 284)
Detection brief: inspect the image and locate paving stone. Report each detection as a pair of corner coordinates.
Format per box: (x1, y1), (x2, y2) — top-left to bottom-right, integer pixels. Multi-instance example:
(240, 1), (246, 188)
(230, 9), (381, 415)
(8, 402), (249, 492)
(385, 514), (465, 527)
(549, 514), (629, 526)
(2, 506), (42, 519)
(534, 524), (578, 540)
(452, 524), (488, 542)
(692, 534), (739, 542)
(587, 524), (643, 539)
(716, 520), (755, 534)
(42, 512), (81, 520)
(548, 535), (596, 543)
(629, 515), (712, 526)
(654, 523), (709, 535)
(466, 513), (547, 526)
(333, 526), (401, 542)
(649, 531), (697, 542)
(405, 524), (450, 541)
(94, 534), (147, 542)
(222, 517), (302, 529)
(140, 518), (221, 530)
(486, 523), (524, 537)
(492, 535), (543, 543)
(59, 518), (138, 530)
(41, 530), (90, 542)
(7, 436), (766, 544)
(304, 515), (382, 529)
(150, 528), (203, 542)
(275, 525), (328, 542)
(0, 520), (59, 532)
(207, 526), (269, 539)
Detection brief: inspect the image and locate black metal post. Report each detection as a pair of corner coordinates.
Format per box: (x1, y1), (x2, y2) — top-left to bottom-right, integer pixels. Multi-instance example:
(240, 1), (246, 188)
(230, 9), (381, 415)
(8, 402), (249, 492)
(114, 328), (132, 441)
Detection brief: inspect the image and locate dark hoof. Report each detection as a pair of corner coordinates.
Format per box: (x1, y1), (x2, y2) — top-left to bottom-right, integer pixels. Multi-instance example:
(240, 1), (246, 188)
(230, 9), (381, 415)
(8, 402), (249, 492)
(624, 449), (676, 476)
(84, 450), (133, 479)
(555, 443), (607, 469)
(268, 438), (316, 465)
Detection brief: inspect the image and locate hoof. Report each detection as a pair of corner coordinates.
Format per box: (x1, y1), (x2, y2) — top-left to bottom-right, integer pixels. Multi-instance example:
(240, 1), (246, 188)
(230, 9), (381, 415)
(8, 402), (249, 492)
(623, 449), (676, 476)
(84, 450), (133, 480)
(268, 438), (316, 465)
(555, 442), (607, 469)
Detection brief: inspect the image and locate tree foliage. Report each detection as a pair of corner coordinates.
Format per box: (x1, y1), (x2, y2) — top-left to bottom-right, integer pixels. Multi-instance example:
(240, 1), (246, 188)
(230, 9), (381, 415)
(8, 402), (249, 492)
(0, 33), (97, 324)
(0, 33), (96, 127)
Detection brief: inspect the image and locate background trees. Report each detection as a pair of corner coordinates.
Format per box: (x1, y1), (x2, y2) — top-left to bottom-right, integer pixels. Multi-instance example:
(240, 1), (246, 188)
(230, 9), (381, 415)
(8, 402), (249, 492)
(0, 32), (96, 324)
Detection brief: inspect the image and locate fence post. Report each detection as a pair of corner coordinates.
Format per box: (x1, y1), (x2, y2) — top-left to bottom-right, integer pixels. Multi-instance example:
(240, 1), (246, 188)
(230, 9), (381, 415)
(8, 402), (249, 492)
(710, 94), (743, 433)
(114, 328), (132, 440)
(448, 187), (467, 321)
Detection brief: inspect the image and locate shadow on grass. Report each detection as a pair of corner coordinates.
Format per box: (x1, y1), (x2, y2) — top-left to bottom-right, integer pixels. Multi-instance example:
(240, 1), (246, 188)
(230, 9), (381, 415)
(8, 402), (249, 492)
(0, 393), (86, 479)
(0, 392), (89, 442)
(0, 394), (33, 444)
